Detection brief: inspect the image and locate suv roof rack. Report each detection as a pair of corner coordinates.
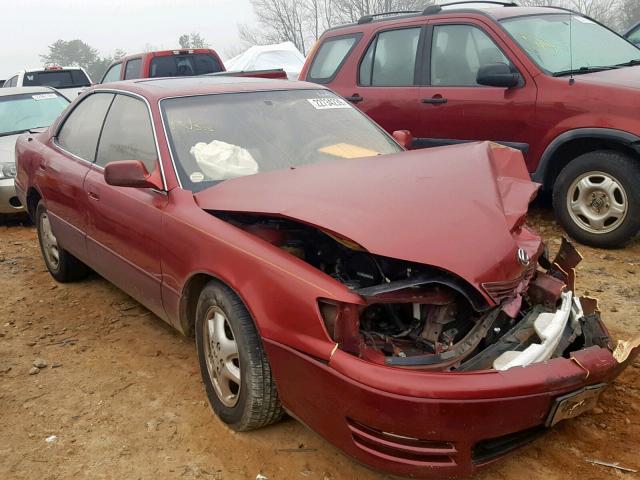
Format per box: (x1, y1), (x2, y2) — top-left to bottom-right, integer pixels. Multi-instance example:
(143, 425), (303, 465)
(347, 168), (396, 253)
(357, 1), (518, 24)
(357, 10), (421, 24)
(426, 1), (517, 13)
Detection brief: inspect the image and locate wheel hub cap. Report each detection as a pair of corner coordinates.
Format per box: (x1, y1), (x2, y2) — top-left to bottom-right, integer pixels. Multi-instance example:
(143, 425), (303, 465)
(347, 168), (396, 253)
(40, 212), (60, 269)
(203, 306), (240, 407)
(567, 171), (627, 234)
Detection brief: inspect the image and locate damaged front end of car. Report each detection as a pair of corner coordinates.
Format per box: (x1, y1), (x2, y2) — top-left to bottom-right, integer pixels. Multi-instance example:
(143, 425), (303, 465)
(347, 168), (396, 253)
(319, 237), (614, 372)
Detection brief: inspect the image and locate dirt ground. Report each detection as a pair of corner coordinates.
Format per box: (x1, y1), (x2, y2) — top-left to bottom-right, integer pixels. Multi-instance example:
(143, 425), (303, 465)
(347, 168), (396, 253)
(1, 209), (639, 480)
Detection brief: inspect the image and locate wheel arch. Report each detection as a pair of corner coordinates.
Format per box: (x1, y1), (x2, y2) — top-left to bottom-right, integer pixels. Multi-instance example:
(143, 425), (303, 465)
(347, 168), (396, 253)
(532, 128), (640, 190)
(26, 186), (43, 220)
(178, 271), (257, 338)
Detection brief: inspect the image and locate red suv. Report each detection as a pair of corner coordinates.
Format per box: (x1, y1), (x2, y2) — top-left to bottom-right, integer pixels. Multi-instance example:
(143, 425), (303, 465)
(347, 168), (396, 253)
(300, 2), (640, 248)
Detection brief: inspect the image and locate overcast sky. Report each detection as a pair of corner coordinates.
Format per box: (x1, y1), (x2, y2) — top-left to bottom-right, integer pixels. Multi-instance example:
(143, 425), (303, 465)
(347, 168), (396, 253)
(0, 0), (255, 79)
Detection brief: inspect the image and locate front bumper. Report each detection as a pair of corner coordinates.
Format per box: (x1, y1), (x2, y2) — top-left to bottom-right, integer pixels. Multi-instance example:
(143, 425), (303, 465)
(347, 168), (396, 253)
(264, 336), (638, 479)
(0, 178), (24, 214)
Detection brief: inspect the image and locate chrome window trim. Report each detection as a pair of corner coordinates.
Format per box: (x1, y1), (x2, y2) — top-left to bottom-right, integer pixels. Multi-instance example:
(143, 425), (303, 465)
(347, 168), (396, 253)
(54, 88), (167, 191)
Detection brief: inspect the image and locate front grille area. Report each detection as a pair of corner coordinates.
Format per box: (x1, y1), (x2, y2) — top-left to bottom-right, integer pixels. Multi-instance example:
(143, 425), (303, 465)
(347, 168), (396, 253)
(482, 263), (536, 304)
(347, 418), (457, 466)
(472, 426), (545, 464)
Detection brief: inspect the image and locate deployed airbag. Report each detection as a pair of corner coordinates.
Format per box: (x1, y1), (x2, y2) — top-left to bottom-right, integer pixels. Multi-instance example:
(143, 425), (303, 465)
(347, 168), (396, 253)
(190, 140), (259, 180)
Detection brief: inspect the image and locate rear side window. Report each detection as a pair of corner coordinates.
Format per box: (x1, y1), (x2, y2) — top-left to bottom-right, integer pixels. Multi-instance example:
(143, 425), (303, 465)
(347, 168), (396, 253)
(149, 54), (223, 77)
(57, 93), (114, 161)
(102, 63), (122, 83)
(307, 34), (360, 83)
(96, 94), (157, 171)
(431, 24), (510, 86)
(23, 70), (90, 88)
(359, 28), (421, 86)
(124, 59), (142, 80)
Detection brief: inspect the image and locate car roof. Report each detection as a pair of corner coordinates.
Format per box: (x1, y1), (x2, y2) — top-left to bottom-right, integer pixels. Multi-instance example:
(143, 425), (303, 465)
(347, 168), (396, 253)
(96, 76), (328, 101)
(0, 86), (62, 98)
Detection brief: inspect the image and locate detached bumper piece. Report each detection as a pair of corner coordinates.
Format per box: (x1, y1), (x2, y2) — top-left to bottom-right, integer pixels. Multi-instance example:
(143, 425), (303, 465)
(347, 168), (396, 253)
(493, 291), (581, 370)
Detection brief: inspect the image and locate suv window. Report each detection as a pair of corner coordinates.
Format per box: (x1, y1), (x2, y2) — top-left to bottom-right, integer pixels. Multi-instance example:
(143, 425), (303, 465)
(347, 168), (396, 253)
(96, 94), (157, 171)
(23, 70), (91, 88)
(431, 25), (510, 87)
(124, 59), (142, 80)
(359, 28), (421, 87)
(4, 76), (18, 87)
(308, 34), (360, 83)
(102, 63), (122, 83)
(149, 54), (223, 77)
(57, 93), (114, 161)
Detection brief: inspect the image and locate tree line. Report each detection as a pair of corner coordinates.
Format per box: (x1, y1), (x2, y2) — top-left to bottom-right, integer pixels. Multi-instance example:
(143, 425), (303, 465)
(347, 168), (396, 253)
(40, 32), (209, 82)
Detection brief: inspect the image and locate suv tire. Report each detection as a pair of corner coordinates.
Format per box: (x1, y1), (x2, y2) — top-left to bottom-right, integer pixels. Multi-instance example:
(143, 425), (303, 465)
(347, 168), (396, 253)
(553, 150), (640, 248)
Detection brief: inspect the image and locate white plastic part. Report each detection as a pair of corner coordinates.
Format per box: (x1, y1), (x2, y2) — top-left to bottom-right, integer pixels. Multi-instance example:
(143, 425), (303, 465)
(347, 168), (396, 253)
(190, 140), (259, 181)
(493, 291), (574, 371)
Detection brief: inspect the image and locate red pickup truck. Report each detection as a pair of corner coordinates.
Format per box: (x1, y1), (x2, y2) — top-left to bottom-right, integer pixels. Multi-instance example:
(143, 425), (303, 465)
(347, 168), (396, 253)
(100, 48), (287, 83)
(300, 2), (640, 248)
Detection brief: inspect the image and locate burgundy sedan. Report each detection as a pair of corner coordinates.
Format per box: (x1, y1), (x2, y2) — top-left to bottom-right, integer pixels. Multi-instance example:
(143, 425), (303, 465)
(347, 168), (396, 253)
(15, 77), (638, 478)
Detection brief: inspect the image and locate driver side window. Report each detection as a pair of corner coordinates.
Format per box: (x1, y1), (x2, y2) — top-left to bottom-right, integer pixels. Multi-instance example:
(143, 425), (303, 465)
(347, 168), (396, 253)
(95, 94), (157, 172)
(431, 24), (511, 86)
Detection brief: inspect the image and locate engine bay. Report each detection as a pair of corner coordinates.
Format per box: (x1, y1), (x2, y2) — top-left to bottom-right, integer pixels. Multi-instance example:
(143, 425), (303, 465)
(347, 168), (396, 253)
(215, 212), (611, 371)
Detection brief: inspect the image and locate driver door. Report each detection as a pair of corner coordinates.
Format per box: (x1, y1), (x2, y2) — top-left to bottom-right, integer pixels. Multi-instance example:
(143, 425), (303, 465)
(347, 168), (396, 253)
(417, 21), (537, 156)
(84, 93), (168, 319)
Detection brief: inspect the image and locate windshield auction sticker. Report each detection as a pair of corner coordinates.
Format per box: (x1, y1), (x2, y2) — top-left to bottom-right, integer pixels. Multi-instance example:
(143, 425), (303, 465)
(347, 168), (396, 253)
(307, 98), (351, 110)
(32, 93), (58, 101)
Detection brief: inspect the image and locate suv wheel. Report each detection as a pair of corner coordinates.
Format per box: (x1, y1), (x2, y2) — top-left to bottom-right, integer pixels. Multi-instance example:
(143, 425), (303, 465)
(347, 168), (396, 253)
(195, 280), (284, 431)
(36, 201), (88, 282)
(553, 150), (640, 248)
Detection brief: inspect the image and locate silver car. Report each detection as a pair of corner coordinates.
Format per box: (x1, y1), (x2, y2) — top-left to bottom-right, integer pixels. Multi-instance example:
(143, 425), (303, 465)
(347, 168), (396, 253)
(0, 87), (69, 214)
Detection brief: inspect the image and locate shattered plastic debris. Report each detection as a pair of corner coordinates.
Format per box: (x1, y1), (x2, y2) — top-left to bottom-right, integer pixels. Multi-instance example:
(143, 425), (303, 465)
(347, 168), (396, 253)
(45, 435), (57, 443)
(612, 335), (640, 363)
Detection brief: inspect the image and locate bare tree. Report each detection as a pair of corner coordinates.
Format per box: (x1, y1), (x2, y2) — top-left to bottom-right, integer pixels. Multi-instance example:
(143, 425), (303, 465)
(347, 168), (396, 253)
(567, 0), (621, 28)
(617, 0), (640, 30)
(243, 0), (424, 54)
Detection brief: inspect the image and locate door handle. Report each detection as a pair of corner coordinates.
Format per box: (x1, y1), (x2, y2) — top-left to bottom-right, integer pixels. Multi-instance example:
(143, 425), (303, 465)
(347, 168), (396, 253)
(345, 94), (363, 103)
(87, 191), (100, 201)
(422, 96), (448, 105)
(38, 164), (47, 171)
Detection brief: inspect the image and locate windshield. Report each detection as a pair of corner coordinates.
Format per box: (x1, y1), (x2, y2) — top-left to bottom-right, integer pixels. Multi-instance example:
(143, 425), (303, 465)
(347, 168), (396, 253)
(150, 54), (223, 78)
(0, 92), (69, 136)
(22, 70), (91, 88)
(161, 89), (402, 192)
(501, 14), (640, 75)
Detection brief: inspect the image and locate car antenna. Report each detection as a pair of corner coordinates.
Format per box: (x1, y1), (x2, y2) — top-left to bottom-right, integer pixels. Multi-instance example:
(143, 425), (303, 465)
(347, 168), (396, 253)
(569, 11), (575, 85)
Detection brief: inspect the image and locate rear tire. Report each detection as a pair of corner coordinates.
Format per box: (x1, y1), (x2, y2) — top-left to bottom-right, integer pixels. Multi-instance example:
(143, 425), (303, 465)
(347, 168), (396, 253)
(36, 201), (88, 282)
(195, 280), (284, 431)
(552, 151), (640, 248)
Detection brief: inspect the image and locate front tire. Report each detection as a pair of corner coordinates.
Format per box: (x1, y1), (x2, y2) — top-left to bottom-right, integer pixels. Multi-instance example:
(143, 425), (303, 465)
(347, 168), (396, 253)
(36, 201), (88, 282)
(552, 151), (640, 248)
(195, 280), (284, 431)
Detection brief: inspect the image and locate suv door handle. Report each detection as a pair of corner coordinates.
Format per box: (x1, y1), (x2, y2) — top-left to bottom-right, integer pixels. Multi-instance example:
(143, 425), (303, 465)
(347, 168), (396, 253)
(422, 96), (448, 105)
(345, 94), (363, 103)
(87, 191), (100, 201)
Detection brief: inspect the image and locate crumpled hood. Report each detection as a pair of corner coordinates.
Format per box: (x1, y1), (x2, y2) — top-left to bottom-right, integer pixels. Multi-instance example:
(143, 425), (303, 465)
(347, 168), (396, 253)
(195, 141), (541, 292)
(0, 134), (20, 164)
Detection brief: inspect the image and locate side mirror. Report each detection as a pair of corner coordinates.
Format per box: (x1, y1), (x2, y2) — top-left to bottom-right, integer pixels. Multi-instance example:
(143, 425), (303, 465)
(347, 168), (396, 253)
(392, 130), (413, 149)
(104, 160), (161, 189)
(476, 63), (521, 88)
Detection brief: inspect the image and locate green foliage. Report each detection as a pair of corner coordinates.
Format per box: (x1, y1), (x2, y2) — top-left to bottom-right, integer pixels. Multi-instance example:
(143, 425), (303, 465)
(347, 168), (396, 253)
(40, 39), (125, 82)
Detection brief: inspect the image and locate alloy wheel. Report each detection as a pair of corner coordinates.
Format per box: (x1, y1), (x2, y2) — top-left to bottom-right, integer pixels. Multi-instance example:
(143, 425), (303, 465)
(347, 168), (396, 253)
(39, 211), (60, 270)
(203, 305), (241, 407)
(566, 171), (628, 235)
